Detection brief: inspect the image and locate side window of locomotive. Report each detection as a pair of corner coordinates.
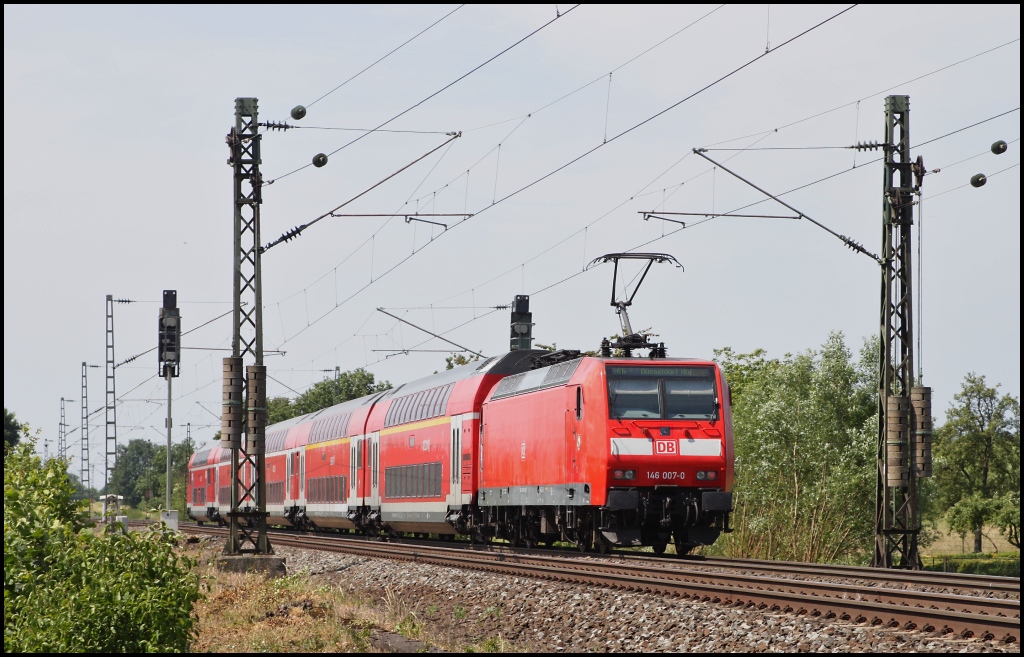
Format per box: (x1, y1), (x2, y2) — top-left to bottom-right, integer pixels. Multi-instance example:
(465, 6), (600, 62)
(664, 376), (717, 420)
(576, 387), (583, 421)
(607, 377), (661, 418)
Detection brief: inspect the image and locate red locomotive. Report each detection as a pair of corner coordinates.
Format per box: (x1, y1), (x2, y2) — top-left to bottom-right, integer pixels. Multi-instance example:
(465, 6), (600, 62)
(188, 255), (734, 553)
(189, 349), (733, 553)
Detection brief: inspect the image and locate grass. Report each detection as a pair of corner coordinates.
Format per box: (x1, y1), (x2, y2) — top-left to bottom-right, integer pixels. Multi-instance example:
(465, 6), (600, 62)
(182, 539), (532, 653)
(921, 520), (1017, 556)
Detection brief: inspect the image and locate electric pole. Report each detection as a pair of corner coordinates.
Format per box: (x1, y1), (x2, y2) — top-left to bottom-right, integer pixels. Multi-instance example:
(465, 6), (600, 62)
(105, 295), (118, 492)
(873, 95), (932, 569)
(80, 363), (90, 499)
(222, 97), (271, 555)
(58, 397), (67, 460)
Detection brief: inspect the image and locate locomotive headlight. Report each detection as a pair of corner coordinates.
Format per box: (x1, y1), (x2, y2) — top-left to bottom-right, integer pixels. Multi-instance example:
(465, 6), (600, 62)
(696, 470), (718, 481)
(696, 471), (706, 480)
(624, 470), (636, 480)
(613, 470), (636, 480)
(614, 470), (624, 479)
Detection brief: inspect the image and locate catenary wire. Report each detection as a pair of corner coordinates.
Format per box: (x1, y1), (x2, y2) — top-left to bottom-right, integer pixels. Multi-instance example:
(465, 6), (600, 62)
(265, 5), (580, 185)
(274, 11), (1009, 323)
(272, 10), (1015, 363)
(271, 6), (857, 345)
(305, 5), (465, 109)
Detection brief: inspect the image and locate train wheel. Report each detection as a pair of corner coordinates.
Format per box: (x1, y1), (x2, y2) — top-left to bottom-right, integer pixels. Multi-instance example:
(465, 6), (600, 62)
(596, 535), (612, 554)
(672, 529), (695, 556)
(652, 541), (667, 555)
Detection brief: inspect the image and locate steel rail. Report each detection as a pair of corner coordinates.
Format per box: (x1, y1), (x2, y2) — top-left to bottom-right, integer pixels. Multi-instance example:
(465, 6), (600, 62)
(270, 524), (1021, 594)
(181, 524), (1019, 643)
(170, 521), (1018, 593)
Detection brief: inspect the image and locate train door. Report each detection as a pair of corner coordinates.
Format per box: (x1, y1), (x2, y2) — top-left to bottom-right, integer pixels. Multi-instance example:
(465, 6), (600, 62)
(367, 432), (380, 507)
(566, 385), (583, 483)
(289, 451), (300, 502)
(449, 415), (463, 505)
(349, 437), (361, 505)
(298, 451), (305, 504)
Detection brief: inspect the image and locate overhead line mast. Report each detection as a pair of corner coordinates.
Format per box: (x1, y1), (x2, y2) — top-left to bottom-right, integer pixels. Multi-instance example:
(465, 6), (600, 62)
(874, 95), (932, 569)
(105, 295), (117, 493)
(58, 397), (67, 460)
(222, 98), (272, 557)
(80, 363), (90, 498)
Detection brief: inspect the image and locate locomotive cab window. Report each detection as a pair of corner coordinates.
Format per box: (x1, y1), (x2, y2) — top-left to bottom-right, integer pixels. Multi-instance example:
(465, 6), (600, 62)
(607, 366), (717, 420)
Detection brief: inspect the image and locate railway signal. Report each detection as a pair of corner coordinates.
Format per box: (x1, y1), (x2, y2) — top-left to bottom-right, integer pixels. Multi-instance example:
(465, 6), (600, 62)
(159, 290), (181, 528)
(509, 295), (534, 351)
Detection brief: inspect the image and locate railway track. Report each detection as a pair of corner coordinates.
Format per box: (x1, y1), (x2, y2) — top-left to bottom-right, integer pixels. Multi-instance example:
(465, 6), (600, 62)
(181, 524), (1020, 643)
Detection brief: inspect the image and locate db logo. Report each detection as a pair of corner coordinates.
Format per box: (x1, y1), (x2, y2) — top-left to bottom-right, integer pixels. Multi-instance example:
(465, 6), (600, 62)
(654, 440), (677, 455)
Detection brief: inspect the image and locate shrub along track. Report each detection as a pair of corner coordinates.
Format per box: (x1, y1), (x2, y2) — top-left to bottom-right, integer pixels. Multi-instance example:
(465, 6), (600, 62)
(180, 524), (1020, 644)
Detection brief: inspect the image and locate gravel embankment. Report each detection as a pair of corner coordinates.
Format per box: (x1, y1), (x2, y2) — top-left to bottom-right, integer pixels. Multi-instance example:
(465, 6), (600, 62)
(568, 554), (1020, 600)
(278, 545), (1020, 653)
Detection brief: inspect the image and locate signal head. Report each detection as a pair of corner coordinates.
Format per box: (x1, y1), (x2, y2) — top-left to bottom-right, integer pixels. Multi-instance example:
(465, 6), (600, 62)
(970, 173), (987, 188)
(290, 105), (307, 120)
(991, 140), (1008, 155)
(312, 153), (328, 168)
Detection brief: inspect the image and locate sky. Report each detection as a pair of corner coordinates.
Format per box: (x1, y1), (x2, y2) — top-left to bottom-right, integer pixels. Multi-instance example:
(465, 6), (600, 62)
(4, 4), (1020, 479)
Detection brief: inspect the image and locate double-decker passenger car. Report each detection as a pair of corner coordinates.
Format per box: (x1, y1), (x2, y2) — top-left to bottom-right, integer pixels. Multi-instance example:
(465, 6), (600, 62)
(188, 350), (734, 553)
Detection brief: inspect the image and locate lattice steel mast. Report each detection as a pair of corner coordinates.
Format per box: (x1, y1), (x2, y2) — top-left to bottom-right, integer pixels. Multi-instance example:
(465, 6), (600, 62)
(874, 95), (932, 569)
(105, 295), (117, 490)
(58, 397), (67, 460)
(222, 97), (270, 555)
(80, 363), (90, 496)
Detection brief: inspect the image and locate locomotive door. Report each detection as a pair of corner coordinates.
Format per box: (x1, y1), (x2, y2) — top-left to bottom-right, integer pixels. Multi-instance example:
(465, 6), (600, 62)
(367, 432), (380, 507)
(449, 415), (463, 506)
(566, 385), (583, 483)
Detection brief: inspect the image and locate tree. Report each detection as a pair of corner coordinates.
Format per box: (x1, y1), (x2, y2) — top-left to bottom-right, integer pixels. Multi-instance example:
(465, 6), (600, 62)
(4, 407), (20, 452)
(106, 439), (159, 507)
(445, 353), (479, 370)
(271, 368), (391, 421)
(267, 396), (294, 425)
(711, 332), (878, 563)
(4, 440), (200, 651)
(934, 374), (1020, 553)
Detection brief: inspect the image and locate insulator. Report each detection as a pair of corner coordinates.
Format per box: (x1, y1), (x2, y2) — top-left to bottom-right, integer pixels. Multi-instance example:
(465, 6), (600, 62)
(312, 153), (328, 168)
(263, 120), (293, 132)
(290, 105), (307, 120)
(991, 140), (1008, 155)
(970, 173), (987, 188)
(854, 140), (881, 151)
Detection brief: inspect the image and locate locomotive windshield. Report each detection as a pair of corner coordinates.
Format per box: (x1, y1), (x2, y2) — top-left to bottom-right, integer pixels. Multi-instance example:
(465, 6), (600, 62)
(606, 365), (717, 420)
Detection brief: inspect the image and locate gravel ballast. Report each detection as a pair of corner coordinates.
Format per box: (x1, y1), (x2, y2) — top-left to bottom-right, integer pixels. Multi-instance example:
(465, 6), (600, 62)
(274, 544), (1019, 653)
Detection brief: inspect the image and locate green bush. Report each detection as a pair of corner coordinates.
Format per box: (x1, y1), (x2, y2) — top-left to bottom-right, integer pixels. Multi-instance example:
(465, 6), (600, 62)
(923, 553), (1020, 577)
(4, 442), (201, 652)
